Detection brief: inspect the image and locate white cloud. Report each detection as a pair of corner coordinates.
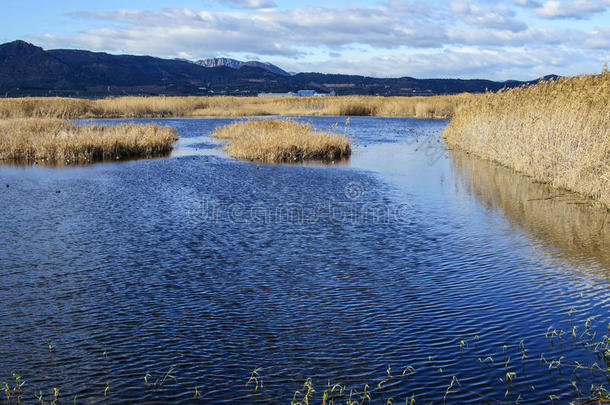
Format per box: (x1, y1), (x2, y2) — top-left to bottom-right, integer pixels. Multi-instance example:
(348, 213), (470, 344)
(451, 1), (528, 31)
(580, 27), (610, 48)
(511, 0), (542, 7)
(281, 47), (604, 80)
(217, 0), (277, 9)
(447, 26), (588, 47)
(24, 1), (610, 79)
(36, 5), (452, 57)
(515, 0), (610, 19)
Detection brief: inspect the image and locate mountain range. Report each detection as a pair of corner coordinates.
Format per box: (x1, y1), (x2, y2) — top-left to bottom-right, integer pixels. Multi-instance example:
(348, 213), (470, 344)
(0, 40), (553, 98)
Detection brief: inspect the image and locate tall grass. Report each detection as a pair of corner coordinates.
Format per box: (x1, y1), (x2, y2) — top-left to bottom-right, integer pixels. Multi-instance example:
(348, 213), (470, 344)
(443, 69), (610, 207)
(0, 118), (178, 163)
(210, 119), (351, 163)
(0, 95), (461, 119)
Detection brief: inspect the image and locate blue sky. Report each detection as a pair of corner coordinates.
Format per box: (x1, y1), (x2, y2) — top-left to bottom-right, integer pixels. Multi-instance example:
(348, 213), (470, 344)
(2, 0), (609, 80)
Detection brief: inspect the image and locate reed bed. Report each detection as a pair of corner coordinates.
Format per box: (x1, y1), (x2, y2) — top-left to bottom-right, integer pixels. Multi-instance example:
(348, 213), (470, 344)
(0, 95), (461, 119)
(0, 118), (178, 163)
(443, 69), (610, 208)
(210, 119), (351, 163)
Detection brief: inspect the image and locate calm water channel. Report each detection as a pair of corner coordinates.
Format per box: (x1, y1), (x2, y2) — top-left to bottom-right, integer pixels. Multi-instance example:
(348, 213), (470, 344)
(1, 117), (609, 403)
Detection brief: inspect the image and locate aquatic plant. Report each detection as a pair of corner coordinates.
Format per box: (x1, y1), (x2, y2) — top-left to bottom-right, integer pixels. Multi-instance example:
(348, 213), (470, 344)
(0, 118), (178, 163)
(246, 367), (264, 392)
(444, 68), (610, 208)
(2, 311), (608, 404)
(210, 119), (351, 163)
(0, 95), (460, 120)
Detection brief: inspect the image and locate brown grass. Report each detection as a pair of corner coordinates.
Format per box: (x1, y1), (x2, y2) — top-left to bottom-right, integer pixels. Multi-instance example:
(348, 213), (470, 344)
(0, 95), (462, 119)
(443, 69), (610, 208)
(210, 119), (351, 163)
(0, 118), (178, 163)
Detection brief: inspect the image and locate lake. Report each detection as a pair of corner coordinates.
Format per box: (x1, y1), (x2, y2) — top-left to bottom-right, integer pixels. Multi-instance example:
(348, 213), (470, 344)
(1, 116), (608, 403)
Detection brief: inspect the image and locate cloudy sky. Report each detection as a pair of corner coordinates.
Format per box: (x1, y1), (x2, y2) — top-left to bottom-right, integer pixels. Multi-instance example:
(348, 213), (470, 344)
(2, 0), (609, 80)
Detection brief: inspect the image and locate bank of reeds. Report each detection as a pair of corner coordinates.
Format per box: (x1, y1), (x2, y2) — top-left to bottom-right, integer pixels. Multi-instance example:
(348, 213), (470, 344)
(0, 95), (461, 119)
(0, 118), (178, 163)
(443, 69), (610, 208)
(210, 119), (351, 163)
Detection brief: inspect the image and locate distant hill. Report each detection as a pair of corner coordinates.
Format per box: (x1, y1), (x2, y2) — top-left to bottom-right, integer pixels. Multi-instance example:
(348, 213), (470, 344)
(195, 57), (291, 77)
(0, 40), (550, 97)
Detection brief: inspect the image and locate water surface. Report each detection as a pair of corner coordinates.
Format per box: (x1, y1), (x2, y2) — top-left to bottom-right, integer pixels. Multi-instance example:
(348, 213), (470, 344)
(1, 117), (609, 403)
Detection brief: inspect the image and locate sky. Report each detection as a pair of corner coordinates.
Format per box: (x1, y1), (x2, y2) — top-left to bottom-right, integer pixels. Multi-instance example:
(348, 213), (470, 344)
(1, 0), (609, 80)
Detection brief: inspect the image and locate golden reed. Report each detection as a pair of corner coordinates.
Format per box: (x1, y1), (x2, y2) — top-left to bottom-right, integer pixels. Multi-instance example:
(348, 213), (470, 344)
(0, 118), (178, 163)
(444, 69), (610, 208)
(0, 95), (461, 119)
(210, 119), (351, 163)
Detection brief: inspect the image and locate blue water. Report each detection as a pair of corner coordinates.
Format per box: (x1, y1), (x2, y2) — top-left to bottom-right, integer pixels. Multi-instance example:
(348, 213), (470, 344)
(0, 117), (608, 403)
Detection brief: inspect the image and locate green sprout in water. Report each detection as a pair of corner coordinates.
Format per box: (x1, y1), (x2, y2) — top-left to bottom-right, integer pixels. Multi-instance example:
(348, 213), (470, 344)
(246, 367), (263, 392)
(51, 388), (59, 405)
(443, 376), (460, 403)
(159, 366), (176, 386)
(402, 366), (416, 377)
(292, 377), (315, 405)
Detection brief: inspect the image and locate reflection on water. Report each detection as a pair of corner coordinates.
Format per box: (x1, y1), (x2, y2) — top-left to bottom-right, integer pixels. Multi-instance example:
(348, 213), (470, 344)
(450, 150), (610, 271)
(0, 151), (174, 168)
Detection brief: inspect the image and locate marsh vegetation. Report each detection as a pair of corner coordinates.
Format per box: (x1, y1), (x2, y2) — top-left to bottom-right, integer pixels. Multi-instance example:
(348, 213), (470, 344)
(0, 118), (178, 163)
(444, 69), (610, 208)
(210, 119), (351, 163)
(0, 95), (461, 120)
(0, 95), (457, 164)
(450, 150), (610, 267)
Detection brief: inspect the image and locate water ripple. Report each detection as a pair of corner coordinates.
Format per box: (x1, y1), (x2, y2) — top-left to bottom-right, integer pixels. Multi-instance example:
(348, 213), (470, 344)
(0, 117), (608, 403)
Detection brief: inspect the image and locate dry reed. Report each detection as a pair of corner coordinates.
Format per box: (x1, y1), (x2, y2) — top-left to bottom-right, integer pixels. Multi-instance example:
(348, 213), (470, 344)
(210, 119), (351, 163)
(0, 95), (461, 119)
(443, 69), (610, 207)
(0, 118), (178, 163)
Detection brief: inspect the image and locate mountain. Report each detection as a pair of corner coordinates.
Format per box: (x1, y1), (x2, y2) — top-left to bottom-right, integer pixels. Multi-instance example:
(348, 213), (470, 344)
(0, 40), (546, 97)
(195, 57), (291, 76)
(196, 57), (242, 69)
